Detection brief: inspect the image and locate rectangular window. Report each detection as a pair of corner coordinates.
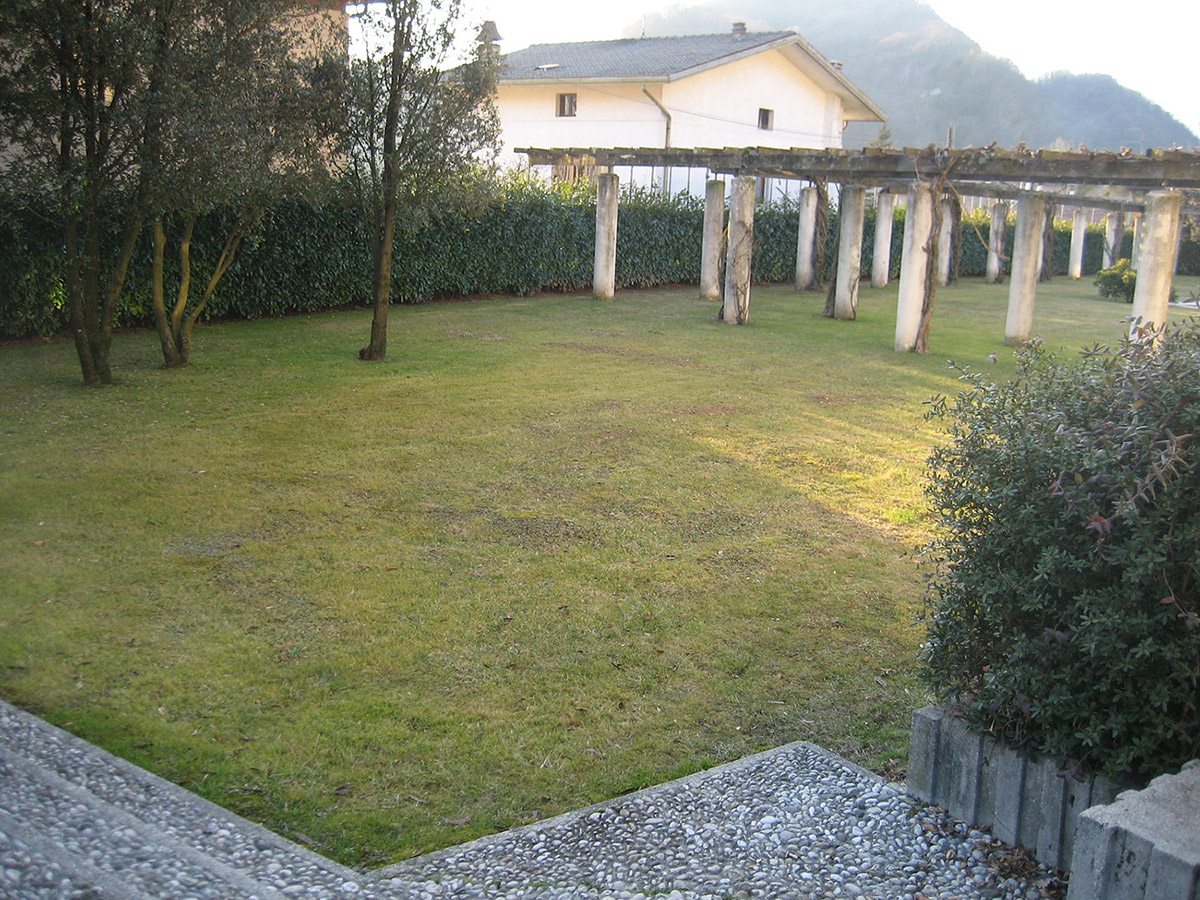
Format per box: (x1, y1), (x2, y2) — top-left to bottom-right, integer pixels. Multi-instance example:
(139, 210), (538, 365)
(556, 93), (577, 117)
(758, 107), (774, 130)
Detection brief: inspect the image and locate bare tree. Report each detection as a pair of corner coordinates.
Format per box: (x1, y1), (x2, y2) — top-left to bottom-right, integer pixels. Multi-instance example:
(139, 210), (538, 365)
(346, 0), (499, 361)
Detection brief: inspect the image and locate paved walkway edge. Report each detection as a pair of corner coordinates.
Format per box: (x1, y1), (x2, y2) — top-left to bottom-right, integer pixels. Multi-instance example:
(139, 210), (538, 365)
(0, 699), (362, 883)
(374, 740), (888, 880)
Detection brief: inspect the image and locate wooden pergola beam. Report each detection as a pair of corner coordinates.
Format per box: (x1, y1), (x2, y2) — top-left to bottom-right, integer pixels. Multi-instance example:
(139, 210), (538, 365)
(518, 146), (1200, 191)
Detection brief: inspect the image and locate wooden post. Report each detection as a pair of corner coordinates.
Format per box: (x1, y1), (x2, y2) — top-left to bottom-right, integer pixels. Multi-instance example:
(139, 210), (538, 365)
(986, 202), (1007, 283)
(1130, 190), (1183, 338)
(1005, 193), (1045, 345)
(871, 191), (895, 289)
(593, 172), (619, 300)
(834, 185), (866, 319)
(722, 175), (756, 325)
(795, 186), (819, 290)
(700, 179), (725, 301)
(895, 182), (934, 352)
(1068, 210), (1086, 279)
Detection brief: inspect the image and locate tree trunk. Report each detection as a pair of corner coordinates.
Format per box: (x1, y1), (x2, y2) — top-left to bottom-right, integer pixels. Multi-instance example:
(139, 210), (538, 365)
(914, 193), (944, 354)
(947, 196), (962, 286)
(1039, 204), (1056, 283)
(82, 191), (114, 384)
(181, 216), (254, 360)
(361, 197), (398, 359)
(151, 218), (187, 367)
(822, 221), (840, 318)
(65, 214), (102, 386)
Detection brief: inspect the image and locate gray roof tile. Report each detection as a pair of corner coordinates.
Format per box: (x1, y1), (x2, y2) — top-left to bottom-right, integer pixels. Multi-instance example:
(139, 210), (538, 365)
(499, 32), (798, 81)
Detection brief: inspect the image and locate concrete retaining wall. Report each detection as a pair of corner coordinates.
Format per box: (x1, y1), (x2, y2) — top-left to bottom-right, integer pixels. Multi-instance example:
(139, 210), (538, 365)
(907, 706), (1131, 871)
(1067, 760), (1200, 900)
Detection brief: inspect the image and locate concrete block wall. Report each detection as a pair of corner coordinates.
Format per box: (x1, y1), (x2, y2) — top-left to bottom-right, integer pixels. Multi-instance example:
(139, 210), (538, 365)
(1067, 760), (1200, 900)
(907, 706), (1131, 871)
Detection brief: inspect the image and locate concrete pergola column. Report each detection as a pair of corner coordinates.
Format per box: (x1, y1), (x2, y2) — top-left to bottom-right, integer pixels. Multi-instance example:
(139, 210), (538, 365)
(834, 184), (866, 319)
(700, 179), (726, 302)
(1103, 212), (1121, 268)
(1130, 190), (1183, 337)
(986, 202), (1007, 284)
(593, 172), (619, 300)
(872, 191), (895, 288)
(795, 186), (819, 290)
(1131, 213), (1144, 269)
(722, 175), (756, 325)
(1005, 193), (1046, 345)
(937, 198), (955, 286)
(1068, 210), (1087, 279)
(895, 182), (935, 352)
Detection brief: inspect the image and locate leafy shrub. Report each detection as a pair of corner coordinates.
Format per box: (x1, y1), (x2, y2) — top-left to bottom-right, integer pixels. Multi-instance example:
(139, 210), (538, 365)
(1095, 258), (1138, 302)
(921, 324), (1200, 782)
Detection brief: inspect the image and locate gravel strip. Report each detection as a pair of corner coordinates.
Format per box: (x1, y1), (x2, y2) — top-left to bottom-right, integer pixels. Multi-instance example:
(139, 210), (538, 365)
(1, 701), (1065, 900)
(378, 743), (1066, 900)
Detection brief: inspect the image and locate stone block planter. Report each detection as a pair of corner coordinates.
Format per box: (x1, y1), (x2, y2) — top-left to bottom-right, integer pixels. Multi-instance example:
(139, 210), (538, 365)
(907, 706), (1133, 871)
(1067, 760), (1200, 900)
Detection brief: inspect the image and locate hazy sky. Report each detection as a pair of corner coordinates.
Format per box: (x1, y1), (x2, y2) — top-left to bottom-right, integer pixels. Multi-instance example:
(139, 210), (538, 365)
(460, 0), (1198, 143)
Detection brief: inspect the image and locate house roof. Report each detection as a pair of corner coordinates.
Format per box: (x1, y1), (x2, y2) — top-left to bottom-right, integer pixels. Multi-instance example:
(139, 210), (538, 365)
(497, 30), (885, 123)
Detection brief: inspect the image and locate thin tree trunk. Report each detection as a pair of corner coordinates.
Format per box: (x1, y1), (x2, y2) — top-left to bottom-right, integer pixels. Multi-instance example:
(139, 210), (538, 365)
(65, 214), (102, 386)
(1039, 203), (1055, 283)
(182, 216), (254, 360)
(361, 3), (409, 361)
(172, 215), (196, 345)
(914, 193), (944, 354)
(151, 218), (187, 367)
(362, 197), (398, 359)
(822, 222), (840, 318)
(947, 196), (962, 286)
(82, 191), (113, 384)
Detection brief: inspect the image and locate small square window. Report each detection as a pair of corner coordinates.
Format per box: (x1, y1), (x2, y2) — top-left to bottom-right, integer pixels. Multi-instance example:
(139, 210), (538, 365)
(556, 93), (577, 117)
(758, 107), (774, 130)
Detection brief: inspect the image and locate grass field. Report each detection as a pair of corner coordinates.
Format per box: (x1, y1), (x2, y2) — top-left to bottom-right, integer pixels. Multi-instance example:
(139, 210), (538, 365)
(1, 275), (1193, 867)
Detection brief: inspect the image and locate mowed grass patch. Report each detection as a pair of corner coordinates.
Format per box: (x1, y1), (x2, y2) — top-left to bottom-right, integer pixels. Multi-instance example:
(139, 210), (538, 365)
(0, 277), (1163, 865)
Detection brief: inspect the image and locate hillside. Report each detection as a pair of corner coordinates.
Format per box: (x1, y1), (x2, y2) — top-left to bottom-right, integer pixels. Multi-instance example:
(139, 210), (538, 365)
(625, 0), (1198, 151)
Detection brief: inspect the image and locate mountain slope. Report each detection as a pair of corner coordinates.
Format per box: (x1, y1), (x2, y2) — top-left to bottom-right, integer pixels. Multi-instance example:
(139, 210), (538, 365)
(625, 0), (1197, 150)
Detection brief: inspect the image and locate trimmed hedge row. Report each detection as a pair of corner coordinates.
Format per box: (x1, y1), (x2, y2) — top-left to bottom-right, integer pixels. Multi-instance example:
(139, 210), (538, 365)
(0, 186), (1193, 340)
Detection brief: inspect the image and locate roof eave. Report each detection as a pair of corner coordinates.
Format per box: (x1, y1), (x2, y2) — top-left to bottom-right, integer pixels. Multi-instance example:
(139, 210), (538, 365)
(775, 34), (886, 123)
(498, 74), (671, 86)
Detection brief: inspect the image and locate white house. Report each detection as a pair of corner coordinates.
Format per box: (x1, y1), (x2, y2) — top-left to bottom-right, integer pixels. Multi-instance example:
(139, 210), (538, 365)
(489, 23), (885, 198)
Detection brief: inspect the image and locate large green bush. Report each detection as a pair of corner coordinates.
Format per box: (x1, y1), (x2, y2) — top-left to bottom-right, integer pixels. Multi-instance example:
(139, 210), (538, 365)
(921, 326), (1200, 781)
(1094, 259), (1138, 302)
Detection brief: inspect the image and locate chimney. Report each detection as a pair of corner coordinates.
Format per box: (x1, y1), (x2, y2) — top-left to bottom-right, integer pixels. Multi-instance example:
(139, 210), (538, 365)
(477, 20), (502, 45)
(732, 21), (747, 40)
(830, 60), (844, 71)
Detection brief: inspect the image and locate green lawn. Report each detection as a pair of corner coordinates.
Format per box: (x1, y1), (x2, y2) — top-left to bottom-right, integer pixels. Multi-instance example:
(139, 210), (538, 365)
(0, 276), (1190, 867)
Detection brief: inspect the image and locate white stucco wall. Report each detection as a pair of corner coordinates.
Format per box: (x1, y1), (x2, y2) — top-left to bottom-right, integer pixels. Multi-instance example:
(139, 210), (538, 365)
(495, 82), (668, 163)
(495, 45), (850, 197)
(662, 49), (843, 151)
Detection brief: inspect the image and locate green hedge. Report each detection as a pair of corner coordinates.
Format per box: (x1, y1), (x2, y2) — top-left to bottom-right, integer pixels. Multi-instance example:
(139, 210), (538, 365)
(1, 185), (1195, 341)
(922, 328), (1200, 782)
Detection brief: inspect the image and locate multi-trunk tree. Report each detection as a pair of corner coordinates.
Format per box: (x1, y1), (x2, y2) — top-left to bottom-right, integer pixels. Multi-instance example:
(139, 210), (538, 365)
(0, 0), (342, 381)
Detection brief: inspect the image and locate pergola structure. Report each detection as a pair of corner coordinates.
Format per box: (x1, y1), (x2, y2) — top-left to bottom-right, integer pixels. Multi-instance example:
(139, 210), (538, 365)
(519, 146), (1200, 351)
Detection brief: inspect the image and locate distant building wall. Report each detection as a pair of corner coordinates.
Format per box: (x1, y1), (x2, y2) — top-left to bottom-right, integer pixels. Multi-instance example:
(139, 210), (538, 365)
(496, 47), (846, 198)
